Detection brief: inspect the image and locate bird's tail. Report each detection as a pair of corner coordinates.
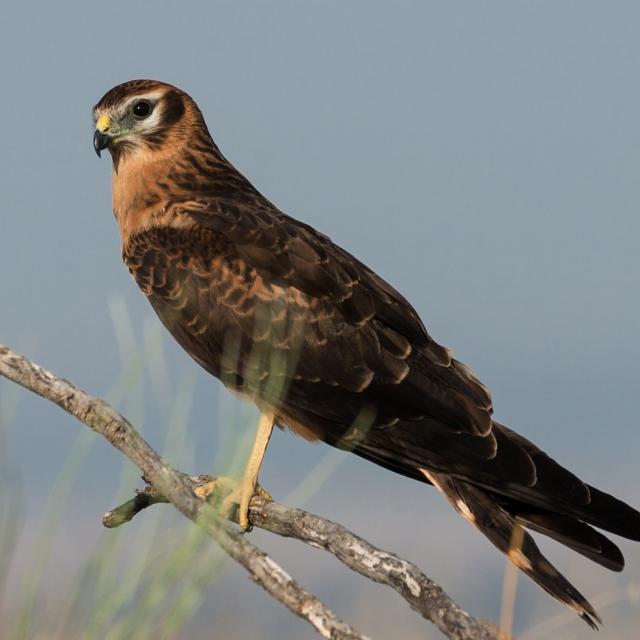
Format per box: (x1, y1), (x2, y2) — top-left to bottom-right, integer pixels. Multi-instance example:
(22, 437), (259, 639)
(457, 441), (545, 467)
(421, 469), (602, 629)
(325, 413), (639, 626)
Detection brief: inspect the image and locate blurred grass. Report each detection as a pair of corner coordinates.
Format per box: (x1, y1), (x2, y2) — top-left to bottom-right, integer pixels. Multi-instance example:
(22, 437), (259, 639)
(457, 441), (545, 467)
(0, 378), (24, 629)
(1, 297), (639, 639)
(0, 299), (237, 639)
(0, 297), (357, 639)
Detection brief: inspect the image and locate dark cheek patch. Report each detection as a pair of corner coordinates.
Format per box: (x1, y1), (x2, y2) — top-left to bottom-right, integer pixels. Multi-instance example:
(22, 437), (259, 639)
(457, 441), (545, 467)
(162, 91), (185, 128)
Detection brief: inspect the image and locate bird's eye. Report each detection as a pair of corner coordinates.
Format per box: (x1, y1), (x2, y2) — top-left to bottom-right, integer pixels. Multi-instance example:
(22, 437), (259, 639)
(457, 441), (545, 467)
(132, 100), (152, 119)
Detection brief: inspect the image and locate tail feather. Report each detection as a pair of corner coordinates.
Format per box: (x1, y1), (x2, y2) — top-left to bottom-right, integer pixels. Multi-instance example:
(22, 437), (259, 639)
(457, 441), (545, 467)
(421, 469), (602, 629)
(512, 509), (624, 572)
(317, 412), (640, 627)
(582, 485), (640, 542)
(495, 423), (640, 541)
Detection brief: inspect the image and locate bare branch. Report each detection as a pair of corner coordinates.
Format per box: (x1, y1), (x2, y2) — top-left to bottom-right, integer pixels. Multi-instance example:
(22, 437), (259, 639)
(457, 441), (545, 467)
(106, 477), (498, 640)
(0, 344), (366, 640)
(250, 498), (499, 640)
(0, 343), (498, 640)
(103, 481), (169, 527)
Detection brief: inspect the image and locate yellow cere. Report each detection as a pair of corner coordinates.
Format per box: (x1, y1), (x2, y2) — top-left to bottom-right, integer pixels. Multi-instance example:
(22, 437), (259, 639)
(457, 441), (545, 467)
(96, 115), (112, 133)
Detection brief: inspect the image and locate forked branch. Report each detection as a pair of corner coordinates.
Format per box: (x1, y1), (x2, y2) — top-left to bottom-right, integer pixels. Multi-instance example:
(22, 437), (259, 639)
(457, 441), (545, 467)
(0, 343), (498, 640)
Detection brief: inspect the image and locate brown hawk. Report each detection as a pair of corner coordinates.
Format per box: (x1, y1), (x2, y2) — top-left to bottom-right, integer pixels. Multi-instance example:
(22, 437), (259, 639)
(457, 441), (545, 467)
(93, 79), (640, 627)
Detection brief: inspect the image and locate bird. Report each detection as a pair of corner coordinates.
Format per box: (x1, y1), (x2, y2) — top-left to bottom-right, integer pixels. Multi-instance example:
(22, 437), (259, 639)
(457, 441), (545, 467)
(93, 79), (640, 628)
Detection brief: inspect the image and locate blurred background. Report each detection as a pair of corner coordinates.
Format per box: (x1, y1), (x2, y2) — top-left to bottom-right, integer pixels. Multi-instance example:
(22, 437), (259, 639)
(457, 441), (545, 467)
(1, 2), (640, 638)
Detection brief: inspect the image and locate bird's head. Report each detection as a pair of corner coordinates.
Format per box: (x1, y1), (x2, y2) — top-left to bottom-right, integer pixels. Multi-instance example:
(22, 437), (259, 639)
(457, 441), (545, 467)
(93, 79), (206, 162)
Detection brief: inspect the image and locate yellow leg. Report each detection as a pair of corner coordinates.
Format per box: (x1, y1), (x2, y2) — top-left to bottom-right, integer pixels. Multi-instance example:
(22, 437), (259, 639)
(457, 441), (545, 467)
(220, 410), (275, 529)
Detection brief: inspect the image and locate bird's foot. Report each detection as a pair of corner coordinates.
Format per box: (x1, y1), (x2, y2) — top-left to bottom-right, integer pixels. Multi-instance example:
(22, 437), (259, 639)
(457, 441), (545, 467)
(195, 475), (272, 530)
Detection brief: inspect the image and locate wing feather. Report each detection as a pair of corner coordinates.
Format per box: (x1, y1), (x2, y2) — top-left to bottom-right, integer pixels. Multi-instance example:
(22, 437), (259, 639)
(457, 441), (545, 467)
(121, 187), (640, 631)
(125, 203), (493, 437)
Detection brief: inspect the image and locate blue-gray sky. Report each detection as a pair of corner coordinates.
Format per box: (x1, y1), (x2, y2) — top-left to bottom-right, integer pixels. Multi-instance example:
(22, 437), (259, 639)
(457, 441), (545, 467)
(1, 2), (639, 638)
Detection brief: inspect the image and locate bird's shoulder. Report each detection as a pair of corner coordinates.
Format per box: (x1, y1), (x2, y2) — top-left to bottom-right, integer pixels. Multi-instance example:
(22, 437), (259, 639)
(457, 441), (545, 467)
(123, 198), (493, 435)
(167, 198), (451, 350)
(123, 197), (458, 363)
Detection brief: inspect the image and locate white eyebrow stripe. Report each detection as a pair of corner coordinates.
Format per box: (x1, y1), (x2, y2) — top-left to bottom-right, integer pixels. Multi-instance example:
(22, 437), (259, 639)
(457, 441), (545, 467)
(122, 92), (167, 130)
(121, 90), (167, 109)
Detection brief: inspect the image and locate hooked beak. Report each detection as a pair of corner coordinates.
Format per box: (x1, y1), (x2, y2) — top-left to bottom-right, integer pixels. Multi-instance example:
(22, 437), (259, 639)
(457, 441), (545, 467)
(93, 114), (113, 157)
(93, 130), (110, 157)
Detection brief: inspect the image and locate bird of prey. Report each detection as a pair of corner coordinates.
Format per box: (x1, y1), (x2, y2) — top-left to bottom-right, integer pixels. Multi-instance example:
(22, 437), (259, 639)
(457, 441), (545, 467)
(93, 79), (639, 627)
